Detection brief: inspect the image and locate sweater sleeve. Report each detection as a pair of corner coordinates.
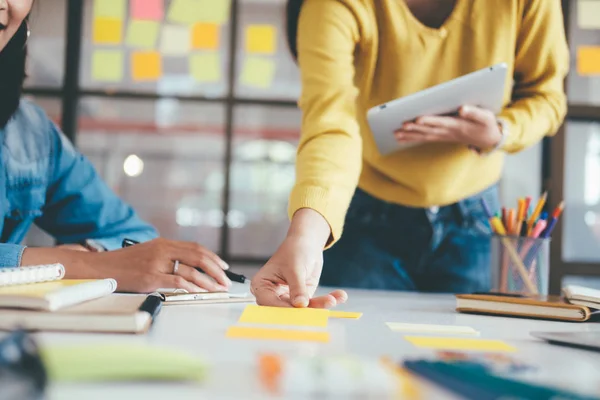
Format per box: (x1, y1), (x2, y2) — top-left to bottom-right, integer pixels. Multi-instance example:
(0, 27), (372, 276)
(287, 0), (362, 247)
(499, 0), (569, 153)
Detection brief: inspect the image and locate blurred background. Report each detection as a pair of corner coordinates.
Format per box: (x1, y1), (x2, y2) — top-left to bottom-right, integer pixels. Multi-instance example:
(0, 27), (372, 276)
(22, 0), (600, 290)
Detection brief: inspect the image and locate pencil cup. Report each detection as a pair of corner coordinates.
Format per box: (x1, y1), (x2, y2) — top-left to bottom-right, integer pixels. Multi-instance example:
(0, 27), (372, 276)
(490, 236), (550, 295)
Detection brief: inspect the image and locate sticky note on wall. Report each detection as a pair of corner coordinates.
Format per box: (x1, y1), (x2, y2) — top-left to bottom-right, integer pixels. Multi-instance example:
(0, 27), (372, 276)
(92, 50), (124, 82)
(94, 0), (126, 19)
(238, 304), (329, 327)
(168, 0), (231, 25)
(93, 17), (123, 45)
(131, 0), (164, 21)
(190, 53), (221, 83)
(245, 25), (276, 54)
(578, 46), (600, 76)
(192, 23), (219, 50)
(160, 25), (191, 55)
(240, 57), (276, 89)
(126, 20), (160, 49)
(131, 51), (162, 81)
(578, 0), (600, 29)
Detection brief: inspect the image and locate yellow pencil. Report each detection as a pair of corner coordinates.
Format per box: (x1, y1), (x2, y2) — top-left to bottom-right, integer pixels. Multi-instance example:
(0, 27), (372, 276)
(527, 192), (547, 235)
(515, 199), (525, 236)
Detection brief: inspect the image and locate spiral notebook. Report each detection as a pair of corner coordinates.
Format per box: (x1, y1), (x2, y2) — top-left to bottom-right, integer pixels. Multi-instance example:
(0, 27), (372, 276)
(0, 264), (65, 287)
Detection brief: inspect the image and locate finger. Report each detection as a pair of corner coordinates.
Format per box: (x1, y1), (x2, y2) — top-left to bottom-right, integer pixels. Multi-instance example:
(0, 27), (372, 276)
(396, 131), (444, 142)
(330, 289), (348, 304)
(458, 105), (494, 124)
(252, 281), (293, 307)
(307, 290), (349, 309)
(170, 240), (229, 270)
(177, 264), (228, 292)
(161, 274), (204, 293)
(167, 243), (232, 288)
(414, 115), (461, 129)
(285, 266), (309, 308)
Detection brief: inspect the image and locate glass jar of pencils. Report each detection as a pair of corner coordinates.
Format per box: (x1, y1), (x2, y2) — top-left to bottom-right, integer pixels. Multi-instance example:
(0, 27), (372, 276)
(490, 235), (551, 295)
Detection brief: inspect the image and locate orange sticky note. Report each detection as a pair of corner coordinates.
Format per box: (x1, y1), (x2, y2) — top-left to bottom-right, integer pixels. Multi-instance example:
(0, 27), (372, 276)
(245, 25), (276, 54)
(131, 51), (162, 81)
(578, 46), (600, 76)
(93, 17), (123, 45)
(226, 326), (330, 343)
(404, 336), (516, 352)
(238, 304), (329, 327)
(192, 23), (219, 50)
(329, 311), (362, 319)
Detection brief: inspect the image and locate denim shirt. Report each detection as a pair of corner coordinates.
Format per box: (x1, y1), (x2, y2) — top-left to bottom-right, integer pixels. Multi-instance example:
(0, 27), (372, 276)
(0, 100), (158, 268)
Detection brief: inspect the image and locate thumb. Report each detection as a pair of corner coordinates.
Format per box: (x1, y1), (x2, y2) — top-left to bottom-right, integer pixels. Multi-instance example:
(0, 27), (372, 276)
(285, 264), (309, 308)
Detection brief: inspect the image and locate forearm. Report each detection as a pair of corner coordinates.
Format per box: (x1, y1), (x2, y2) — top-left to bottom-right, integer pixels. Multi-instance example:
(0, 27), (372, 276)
(20, 247), (102, 280)
(288, 208), (331, 248)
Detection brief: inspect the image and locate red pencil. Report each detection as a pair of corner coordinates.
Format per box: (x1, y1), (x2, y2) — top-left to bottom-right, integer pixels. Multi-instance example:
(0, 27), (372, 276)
(524, 197), (532, 219)
(552, 201), (565, 219)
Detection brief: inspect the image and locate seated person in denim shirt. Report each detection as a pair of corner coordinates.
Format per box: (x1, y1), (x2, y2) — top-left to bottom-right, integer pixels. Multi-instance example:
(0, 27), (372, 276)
(0, 2), (230, 293)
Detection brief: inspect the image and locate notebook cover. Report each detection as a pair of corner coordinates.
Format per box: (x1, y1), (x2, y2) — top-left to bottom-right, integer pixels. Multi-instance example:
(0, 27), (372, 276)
(455, 294), (592, 322)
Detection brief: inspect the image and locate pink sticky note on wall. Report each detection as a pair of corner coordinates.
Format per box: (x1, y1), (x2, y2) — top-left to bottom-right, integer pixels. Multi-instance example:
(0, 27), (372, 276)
(131, 0), (164, 20)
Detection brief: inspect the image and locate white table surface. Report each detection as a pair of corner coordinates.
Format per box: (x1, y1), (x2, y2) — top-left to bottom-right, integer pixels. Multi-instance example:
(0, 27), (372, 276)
(39, 287), (600, 400)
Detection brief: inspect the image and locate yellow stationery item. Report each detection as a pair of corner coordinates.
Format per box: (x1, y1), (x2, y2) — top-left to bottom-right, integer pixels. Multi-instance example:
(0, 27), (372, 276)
(131, 51), (162, 81)
(245, 25), (276, 54)
(578, 46), (600, 76)
(404, 336), (516, 353)
(192, 23), (220, 50)
(239, 304), (329, 327)
(167, 0), (231, 25)
(578, 0), (600, 29)
(190, 53), (221, 83)
(92, 50), (124, 82)
(240, 57), (276, 89)
(93, 17), (123, 45)
(93, 0), (126, 19)
(386, 323), (479, 335)
(40, 344), (206, 382)
(329, 310), (363, 319)
(126, 20), (160, 49)
(160, 25), (191, 55)
(226, 326), (330, 343)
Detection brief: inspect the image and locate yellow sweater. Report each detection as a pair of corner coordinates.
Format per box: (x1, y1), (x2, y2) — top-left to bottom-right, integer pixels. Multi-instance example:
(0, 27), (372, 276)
(288, 0), (568, 244)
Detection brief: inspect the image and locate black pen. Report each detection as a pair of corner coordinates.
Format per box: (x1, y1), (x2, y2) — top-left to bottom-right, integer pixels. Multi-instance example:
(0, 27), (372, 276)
(122, 238), (247, 283)
(139, 294), (163, 326)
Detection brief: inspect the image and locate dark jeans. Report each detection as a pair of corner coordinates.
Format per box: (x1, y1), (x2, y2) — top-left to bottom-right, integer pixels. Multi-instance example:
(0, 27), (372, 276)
(321, 185), (500, 293)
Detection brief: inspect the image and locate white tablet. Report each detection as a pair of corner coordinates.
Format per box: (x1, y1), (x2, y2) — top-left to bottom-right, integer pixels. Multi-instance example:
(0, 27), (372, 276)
(366, 63), (508, 155)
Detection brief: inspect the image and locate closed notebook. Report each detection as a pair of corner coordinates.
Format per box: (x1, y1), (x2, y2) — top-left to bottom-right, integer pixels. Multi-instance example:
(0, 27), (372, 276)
(0, 295), (158, 334)
(0, 279), (117, 311)
(456, 294), (594, 322)
(563, 285), (600, 310)
(0, 264), (65, 287)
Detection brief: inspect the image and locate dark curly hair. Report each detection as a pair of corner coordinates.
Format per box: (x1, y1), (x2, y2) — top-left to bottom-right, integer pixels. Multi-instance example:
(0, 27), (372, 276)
(0, 20), (28, 128)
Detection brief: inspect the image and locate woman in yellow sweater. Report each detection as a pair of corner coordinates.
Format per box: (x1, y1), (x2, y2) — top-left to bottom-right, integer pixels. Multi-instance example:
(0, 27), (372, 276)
(251, 0), (568, 308)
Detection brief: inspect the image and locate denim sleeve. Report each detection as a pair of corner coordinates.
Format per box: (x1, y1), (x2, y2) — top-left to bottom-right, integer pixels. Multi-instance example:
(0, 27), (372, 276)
(0, 244), (26, 268)
(34, 122), (158, 251)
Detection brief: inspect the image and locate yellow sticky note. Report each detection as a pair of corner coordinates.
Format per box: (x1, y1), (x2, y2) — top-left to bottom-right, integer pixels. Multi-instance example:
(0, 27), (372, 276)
(94, 0), (126, 19)
(240, 57), (276, 89)
(578, 1), (600, 29)
(578, 46), (600, 76)
(192, 23), (219, 50)
(93, 17), (123, 45)
(245, 25), (276, 54)
(126, 20), (160, 49)
(238, 304), (329, 327)
(226, 326), (330, 343)
(196, 0), (231, 24)
(404, 336), (516, 352)
(329, 311), (363, 319)
(190, 53), (221, 83)
(131, 51), (162, 81)
(92, 50), (123, 82)
(160, 25), (191, 55)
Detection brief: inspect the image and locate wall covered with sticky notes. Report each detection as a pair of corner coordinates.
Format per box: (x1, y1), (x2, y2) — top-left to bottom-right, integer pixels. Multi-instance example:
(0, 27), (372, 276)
(80, 0), (232, 97)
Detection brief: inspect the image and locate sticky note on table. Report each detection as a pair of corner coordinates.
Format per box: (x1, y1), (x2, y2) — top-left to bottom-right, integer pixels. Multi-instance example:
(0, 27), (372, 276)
(240, 57), (276, 89)
(226, 326), (330, 343)
(93, 17), (123, 45)
(160, 25), (191, 55)
(192, 23), (219, 50)
(404, 336), (516, 352)
(578, 1), (600, 29)
(126, 20), (160, 49)
(131, 0), (164, 21)
(245, 25), (276, 54)
(239, 304), (329, 327)
(329, 311), (363, 319)
(386, 323), (479, 335)
(131, 51), (162, 81)
(190, 53), (221, 83)
(92, 50), (124, 82)
(578, 46), (600, 76)
(94, 0), (126, 19)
